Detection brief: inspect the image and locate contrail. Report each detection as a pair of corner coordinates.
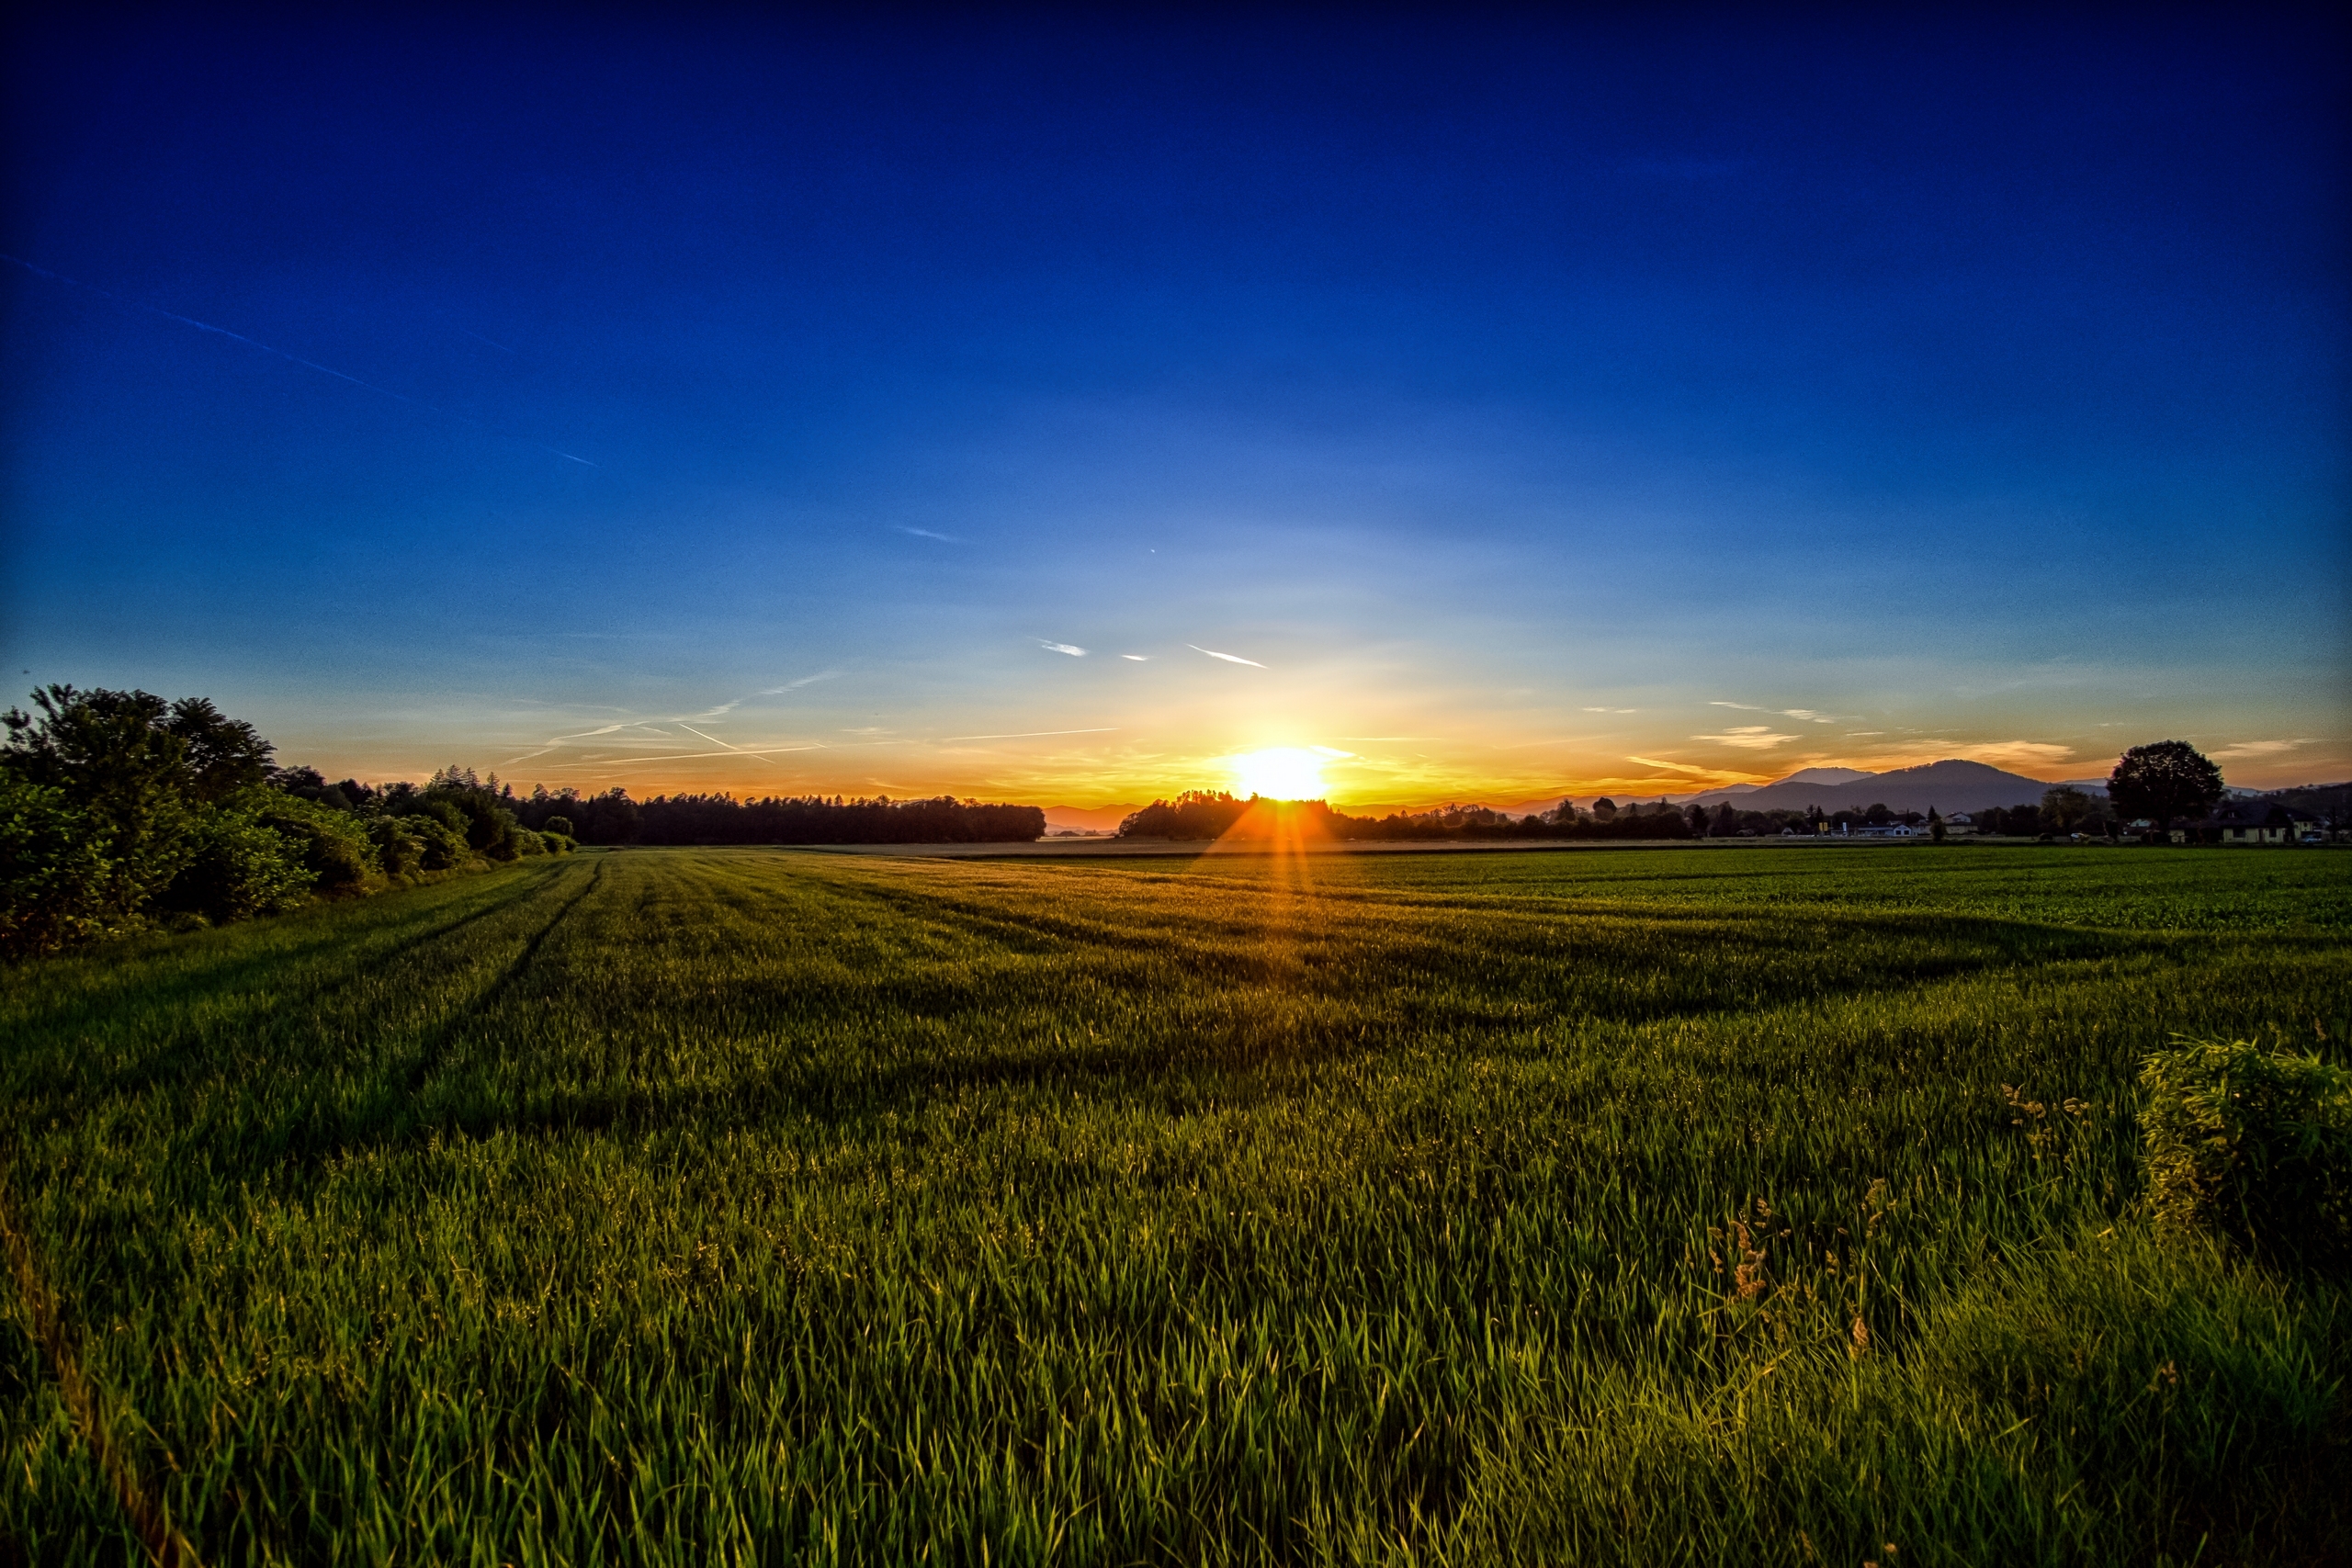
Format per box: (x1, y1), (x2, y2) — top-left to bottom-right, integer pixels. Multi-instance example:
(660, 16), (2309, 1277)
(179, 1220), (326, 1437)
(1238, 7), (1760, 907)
(1037, 640), (1087, 657)
(941, 727), (1118, 741)
(1189, 645), (1265, 668)
(3, 254), (597, 468)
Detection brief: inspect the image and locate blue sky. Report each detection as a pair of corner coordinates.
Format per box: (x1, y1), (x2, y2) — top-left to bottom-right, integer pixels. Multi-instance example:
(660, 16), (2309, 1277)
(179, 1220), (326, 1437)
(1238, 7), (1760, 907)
(5, 9), (2345, 807)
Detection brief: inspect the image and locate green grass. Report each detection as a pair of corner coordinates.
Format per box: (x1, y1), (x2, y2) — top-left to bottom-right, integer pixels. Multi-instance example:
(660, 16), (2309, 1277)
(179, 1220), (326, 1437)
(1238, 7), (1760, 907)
(4, 845), (2348, 1564)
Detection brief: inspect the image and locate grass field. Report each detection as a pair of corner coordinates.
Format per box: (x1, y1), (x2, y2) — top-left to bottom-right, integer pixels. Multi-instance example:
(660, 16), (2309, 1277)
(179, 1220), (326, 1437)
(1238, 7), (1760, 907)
(5, 845), (2348, 1564)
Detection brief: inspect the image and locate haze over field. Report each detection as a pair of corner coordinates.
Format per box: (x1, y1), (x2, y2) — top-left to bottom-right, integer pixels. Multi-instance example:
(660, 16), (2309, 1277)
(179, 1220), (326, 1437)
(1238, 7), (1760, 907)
(3, 12), (2345, 807)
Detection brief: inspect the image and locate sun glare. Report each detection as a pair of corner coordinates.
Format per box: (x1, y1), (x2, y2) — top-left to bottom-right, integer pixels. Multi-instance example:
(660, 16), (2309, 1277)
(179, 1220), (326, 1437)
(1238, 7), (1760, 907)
(1228, 747), (1328, 801)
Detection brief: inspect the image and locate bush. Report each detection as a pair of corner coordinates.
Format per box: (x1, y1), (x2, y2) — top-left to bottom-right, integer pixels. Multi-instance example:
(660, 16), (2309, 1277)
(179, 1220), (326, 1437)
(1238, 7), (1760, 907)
(252, 792), (378, 889)
(2142, 1035), (2352, 1270)
(399, 814), (472, 871)
(513, 828), (547, 857)
(160, 807), (317, 924)
(0, 774), (132, 955)
(369, 818), (424, 878)
(540, 830), (575, 854)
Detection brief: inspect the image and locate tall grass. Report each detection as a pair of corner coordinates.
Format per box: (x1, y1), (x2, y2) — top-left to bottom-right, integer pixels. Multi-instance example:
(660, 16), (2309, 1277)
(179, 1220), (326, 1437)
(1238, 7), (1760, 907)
(3, 846), (2346, 1563)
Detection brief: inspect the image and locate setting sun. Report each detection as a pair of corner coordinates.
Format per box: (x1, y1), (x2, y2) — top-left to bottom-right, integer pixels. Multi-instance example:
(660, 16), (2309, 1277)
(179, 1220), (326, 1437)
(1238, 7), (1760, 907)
(1227, 747), (1329, 801)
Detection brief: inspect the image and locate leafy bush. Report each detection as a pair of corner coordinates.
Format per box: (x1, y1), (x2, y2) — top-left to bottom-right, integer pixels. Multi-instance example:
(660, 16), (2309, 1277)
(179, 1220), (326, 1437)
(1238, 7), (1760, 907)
(513, 828), (547, 857)
(0, 775), (132, 954)
(160, 807), (317, 924)
(539, 830), (576, 854)
(368, 818), (424, 878)
(399, 814), (472, 871)
(2142, 1034), (2352, 1270)
(251, 791), (378, 889)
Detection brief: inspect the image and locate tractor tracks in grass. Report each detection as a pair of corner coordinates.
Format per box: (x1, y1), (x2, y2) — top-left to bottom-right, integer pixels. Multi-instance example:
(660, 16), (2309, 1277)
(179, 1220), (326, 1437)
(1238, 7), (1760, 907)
(0, 1165), (204, 1567)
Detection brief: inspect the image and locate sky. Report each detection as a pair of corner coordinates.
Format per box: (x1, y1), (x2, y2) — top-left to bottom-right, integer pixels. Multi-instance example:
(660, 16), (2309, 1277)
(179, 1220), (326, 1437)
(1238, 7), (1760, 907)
(5, 9), (2346, 810)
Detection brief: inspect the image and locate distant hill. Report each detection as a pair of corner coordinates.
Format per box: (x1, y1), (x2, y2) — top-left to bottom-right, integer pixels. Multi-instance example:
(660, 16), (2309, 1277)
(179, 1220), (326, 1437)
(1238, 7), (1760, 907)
(1686, 760), (2065, 816)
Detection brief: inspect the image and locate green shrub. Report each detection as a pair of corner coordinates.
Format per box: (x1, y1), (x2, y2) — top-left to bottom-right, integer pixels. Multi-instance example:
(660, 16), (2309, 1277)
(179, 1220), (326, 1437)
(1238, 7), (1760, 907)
(159, 807), (317, 924)
(368, 818), (424, 878)
(513, 828), (547, 857)
(2142, 1034), (2352, 1269)
(252, 791), (378, 889)
(399, 813), (472, 871)
(0, 774), (134, 955)
(540, 830), (576, 854)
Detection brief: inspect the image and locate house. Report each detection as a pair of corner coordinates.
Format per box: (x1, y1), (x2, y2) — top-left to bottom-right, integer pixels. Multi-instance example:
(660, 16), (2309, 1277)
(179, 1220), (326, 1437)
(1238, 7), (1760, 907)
(2211, 801), (2301, 846)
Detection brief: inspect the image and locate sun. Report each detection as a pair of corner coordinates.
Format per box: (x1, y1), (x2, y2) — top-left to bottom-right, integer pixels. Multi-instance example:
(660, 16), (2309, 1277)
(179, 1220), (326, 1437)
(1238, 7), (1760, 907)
(1227, 747), (1329, 801)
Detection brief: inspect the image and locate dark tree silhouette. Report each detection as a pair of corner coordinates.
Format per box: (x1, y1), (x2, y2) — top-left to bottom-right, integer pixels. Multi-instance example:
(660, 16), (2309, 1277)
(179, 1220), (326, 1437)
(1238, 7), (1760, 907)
(2109, 741), (2224, 832)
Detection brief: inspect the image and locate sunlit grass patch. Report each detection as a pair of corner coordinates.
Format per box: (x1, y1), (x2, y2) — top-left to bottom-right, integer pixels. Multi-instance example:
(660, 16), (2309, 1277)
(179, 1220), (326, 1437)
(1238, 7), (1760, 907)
(4, 846), (2347, 1562)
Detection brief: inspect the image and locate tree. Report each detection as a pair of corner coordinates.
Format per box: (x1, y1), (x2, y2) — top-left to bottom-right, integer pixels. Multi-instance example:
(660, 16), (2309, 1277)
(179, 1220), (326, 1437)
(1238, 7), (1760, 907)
(1711, 801), (1740, 838)
(1591, 797), (1617, 822)
(2109, 741), (2223, 833)
(0, 685), (198, 911)
(164, 696), (275, 802)
(2041, 785), (2093, 835)
(1688, 803), (1710, 836)
(1928, 806), (1945, 844)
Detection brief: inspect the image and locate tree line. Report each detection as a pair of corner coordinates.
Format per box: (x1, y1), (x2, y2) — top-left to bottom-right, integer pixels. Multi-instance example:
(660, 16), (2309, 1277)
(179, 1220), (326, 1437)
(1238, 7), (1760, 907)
(0, 686), (1051, 956)
(0, 686), (577, 956)
(1114, 742), (2250, 845)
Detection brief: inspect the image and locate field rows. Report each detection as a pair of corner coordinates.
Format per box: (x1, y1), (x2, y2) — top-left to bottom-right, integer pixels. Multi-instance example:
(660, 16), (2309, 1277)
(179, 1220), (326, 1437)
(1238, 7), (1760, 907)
(4, 846), (2347, 1563)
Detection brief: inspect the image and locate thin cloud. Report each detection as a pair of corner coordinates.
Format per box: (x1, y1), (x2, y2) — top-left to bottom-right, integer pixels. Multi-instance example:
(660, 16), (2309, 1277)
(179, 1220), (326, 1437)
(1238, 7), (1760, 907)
(940, 727), (1120, 741)
(1625, 755), (1714, 776)
(1121, 654), (1149, 661)
(4, 253), (598, 468)
(1190, 645), (1265, 667)
(1037, 640), (1087, 657)
(762, 671), (841, 694)
(1695, 728), (1800, 750)
(2211, 739), (2312, 760)
(1715, 699), (1838, 723)
(1583, 706), (1636, 714)
(895, 526), (961, 543)
(1962, 740), (2075, 767)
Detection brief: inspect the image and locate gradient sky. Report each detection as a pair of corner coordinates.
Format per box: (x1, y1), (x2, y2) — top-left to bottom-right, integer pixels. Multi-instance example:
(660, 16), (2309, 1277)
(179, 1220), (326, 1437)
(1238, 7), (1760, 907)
(6, 10), (2346, 809)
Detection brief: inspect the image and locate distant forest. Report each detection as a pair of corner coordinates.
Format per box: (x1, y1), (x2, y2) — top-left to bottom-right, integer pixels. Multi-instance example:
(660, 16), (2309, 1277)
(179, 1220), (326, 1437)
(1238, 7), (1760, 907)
(1116, 792), (1708, 841)
(0, 686), (1045, 954)
(495, 788), (1046, 846)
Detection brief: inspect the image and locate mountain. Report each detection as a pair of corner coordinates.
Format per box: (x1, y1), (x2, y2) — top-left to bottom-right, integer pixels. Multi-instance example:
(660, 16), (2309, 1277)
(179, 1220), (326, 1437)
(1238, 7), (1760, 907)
(1685, 760), (2064, 816)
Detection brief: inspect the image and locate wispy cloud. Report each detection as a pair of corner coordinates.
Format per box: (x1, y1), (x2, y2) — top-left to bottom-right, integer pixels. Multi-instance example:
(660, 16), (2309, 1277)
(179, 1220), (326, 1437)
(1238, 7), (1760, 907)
(1625, 756), (1715, 776)
(895, 525), (961, 543)
(941, 727), (1120, 741)
(1037, 640), (1087, 657)
(762, 671), (841, 694)
(1121, 654), (1149, 661)
(1714, 699), (1837, 724)
(1962, 740), (2074, 767)
(1695, 727), (1799, 750)
(1583, 706), (1636, 714)
(1190, 645), (1265, 668)
(3, 253), (599, 467)
(2211, 739), (2313, 760)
